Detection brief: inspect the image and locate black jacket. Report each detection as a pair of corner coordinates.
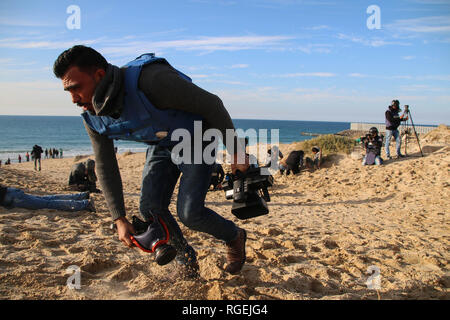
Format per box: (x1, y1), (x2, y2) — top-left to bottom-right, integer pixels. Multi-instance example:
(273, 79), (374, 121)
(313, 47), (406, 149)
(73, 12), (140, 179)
(385, 107), (405, 130)
(0, 185), (7, 206)
(285, 150), (304, 167)
(364, 135), (383, 156)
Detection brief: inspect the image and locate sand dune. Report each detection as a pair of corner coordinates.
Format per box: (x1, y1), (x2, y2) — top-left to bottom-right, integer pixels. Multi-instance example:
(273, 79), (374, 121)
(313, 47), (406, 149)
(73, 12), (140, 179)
(0, 126), (449, 300)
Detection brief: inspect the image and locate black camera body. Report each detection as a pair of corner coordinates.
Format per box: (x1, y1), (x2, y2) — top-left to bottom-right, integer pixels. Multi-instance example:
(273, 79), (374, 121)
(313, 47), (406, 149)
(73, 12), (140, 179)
(222, 167), (274, 220)
(130, 212), (177, 266)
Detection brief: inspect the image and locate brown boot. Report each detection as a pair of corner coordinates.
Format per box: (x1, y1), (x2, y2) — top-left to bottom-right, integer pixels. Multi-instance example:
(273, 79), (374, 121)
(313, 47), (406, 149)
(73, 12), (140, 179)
(225, 228), (247, 274)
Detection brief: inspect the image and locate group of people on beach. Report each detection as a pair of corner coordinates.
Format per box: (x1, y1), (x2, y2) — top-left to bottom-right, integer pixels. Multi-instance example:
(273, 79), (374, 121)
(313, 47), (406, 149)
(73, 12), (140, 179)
(0, 45), (415, 282)
(44, 147), (63, 159)
(0, 145), (64, 170)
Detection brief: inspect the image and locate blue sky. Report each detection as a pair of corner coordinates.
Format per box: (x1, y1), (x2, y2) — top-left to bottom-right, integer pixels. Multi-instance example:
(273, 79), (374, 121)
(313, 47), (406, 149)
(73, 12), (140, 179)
(0, 0), (449, 124)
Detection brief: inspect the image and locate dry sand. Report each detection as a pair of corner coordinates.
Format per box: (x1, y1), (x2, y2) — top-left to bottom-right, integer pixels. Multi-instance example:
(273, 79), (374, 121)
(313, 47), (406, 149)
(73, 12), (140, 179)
(0, 126), (449, 300)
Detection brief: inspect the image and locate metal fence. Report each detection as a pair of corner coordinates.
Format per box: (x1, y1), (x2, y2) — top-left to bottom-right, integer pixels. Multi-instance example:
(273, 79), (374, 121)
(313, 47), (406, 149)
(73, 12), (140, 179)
(350, 123), (436, 134)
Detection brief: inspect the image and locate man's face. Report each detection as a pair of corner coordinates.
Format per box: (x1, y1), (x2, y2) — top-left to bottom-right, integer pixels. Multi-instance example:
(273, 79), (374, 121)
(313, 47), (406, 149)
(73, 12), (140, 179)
(62, 66), (105, 113)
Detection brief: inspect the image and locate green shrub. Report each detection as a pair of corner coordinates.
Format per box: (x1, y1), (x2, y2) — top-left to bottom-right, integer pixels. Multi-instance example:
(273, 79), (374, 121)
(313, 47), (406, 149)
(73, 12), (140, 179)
(300, 134), (357, 156)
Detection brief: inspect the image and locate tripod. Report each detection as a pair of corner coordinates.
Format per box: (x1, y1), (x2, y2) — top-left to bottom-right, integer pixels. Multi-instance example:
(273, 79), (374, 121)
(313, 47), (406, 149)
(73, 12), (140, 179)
(402, 106), (424, 157)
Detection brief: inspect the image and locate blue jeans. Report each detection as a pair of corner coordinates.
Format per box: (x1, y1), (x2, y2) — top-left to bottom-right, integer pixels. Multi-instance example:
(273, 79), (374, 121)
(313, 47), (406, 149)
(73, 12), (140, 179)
(362, 155), (383, 166)
(139, 145), (238, 260)
(385, 129), (401, 157)
(3, 188), (90, 211)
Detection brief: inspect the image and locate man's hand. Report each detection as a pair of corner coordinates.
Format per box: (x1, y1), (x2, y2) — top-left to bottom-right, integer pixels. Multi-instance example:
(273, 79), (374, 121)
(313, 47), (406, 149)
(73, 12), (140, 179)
(231, 153), (250, 175)
(114, 216), (136, 248)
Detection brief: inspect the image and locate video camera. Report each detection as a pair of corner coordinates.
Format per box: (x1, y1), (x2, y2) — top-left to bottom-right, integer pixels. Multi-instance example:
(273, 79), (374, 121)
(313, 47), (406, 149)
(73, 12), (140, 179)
(222, 167), (274, 220)
(129, 211), (177, 266)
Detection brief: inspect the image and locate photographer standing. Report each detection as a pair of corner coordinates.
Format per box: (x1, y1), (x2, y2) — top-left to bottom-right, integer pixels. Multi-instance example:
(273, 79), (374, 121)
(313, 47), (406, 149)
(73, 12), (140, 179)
(362, 127), (384, 166)
(385, 100), (408, 159)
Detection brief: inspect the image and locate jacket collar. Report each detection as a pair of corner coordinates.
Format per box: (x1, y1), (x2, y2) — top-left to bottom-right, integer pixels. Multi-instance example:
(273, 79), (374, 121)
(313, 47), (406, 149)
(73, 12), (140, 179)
(92, 64), (124, 117)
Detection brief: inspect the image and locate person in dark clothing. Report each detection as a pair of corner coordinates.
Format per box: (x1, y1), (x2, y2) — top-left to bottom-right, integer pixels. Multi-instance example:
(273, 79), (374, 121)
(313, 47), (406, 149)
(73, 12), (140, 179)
(0, 184), (95, 212)
(362, 127), (384, 166)
(385, 100), (408, 159)
(264, 146), (284, 168)
(26, 152), (30, 162)
(209, 162), (225, 191)
(68, 159), (100, 193)
(54, 45), (249, 277)
(0, 185), (8, 205)
(279, 150), (304, 175)
(305, 146), (322, 170)
(31, 145), (43, 171)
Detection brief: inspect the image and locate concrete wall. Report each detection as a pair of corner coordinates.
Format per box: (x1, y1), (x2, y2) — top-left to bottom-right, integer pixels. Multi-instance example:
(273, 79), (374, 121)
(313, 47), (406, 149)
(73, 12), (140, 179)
(350, 123), (436, 134)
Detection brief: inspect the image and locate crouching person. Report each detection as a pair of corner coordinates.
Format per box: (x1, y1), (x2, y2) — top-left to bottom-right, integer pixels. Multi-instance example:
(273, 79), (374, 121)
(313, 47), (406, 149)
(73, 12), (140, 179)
(362, 127), (384, 166)
(68, 159), (100, 193)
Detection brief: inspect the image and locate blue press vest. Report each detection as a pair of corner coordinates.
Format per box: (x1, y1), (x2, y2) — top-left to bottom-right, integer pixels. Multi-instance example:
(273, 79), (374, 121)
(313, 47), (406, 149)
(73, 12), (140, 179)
(82, 53), (203, 147)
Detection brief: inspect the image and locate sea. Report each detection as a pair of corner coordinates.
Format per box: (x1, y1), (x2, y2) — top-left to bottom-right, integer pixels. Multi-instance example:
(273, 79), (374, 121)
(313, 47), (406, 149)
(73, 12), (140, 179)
(0, 115), (350, 163)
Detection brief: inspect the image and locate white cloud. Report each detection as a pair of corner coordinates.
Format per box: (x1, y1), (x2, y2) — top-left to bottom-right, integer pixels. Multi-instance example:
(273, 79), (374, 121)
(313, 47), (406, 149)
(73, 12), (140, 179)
(0, 17), (59, 27)
(274, 72), (336, 77)
(348, 73), (369, 78)
(337, 33), (411, 47)
(387, 16), (450, 34)
(0, 37), (102, 50)
(229, 64), (249, 69)
(100, 35), (295, 56)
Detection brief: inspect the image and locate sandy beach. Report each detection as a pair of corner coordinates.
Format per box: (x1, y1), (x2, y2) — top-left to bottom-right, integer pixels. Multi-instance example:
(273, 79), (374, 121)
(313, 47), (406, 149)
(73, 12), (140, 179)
(0, 126), (449, 300)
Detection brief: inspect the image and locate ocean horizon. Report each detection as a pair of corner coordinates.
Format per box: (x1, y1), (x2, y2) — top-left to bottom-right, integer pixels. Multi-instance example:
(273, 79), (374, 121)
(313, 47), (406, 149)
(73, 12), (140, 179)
(0, 115), (353, 163)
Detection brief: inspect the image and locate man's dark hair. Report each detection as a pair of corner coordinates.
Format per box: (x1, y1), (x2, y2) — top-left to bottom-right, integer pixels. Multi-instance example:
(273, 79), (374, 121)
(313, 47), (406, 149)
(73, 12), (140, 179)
(53, 45), (108, 78)
(391, 99), (400, 108)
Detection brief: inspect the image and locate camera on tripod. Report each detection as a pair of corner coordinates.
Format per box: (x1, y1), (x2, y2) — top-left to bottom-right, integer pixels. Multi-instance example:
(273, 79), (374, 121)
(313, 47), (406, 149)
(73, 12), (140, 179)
(222, 167), (274, 220)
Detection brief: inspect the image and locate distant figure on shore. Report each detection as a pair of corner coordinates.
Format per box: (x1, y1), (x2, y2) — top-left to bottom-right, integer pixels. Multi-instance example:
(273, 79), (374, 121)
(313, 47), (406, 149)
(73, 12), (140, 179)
(0, 160), (2, 167)
(59, 148), (63, 158)
(361, 127), (384, 166)
(68, 159), (100, 193)
(45, 149), (48, 159)
(385, 100), (408, 160)
(26, 152), (30, 162)
(264, 146), (284, 169)
(305, 146), (322, 170)
(5, 158), (11, 165)
(279, 150), (304, 175)
(0, 184), (95, 212)
(209, 162), (225, 191)
(31, 145), (43, 171)
(18, 155), (21, 163)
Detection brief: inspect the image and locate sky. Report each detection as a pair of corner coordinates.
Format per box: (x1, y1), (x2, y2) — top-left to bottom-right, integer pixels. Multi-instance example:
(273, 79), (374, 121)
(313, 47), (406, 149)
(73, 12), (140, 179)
(0, 0), (449, 124)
